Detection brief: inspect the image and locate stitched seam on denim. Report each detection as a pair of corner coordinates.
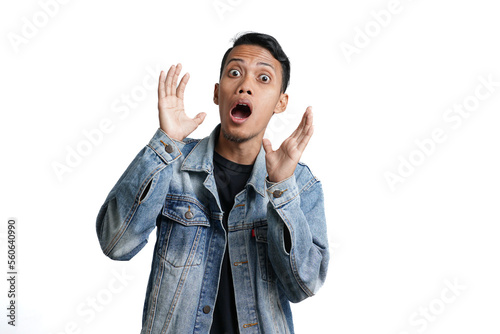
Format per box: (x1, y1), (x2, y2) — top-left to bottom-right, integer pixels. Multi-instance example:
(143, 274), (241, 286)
(242, 240), (260, 334)
(267, 247), (276, 283)
(163, 212), (209, 226)
(228, 219), (267, 232)
(133, 165), (165, 207)
(180, 138), (210, 172)
(145, 255), (165, 333)
(157, 127), (169, 138)
(266, 173), (294, 187)
(256, 237), (268, 282)
(255, 226), (276, 283)
(300, 177), (318, 193)
(138, 173), (158, 205)
(165, 194), (210, 217)
(104, 165), (163, 255)
(247, 179), (266, 198)
(210, 212), (224, 221)
(147, 142), (181, 166)
(165, 261), (201, 268)
(157, 127), (187, 145)
(182, 138), (198, 145)
(270, 175), (317, 208)
(267, 181), (298, 207)
(165, 225), (203, 268)
(161, 229), (199, 333)
(103, 164), (164, 256)
(158, 221), (174, 261)
(280, 209), (314, 297)
(192, 228), (216, 329)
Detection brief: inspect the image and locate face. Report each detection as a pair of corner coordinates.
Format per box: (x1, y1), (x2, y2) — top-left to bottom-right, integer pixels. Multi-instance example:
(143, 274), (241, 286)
(214, 44), (288, 144)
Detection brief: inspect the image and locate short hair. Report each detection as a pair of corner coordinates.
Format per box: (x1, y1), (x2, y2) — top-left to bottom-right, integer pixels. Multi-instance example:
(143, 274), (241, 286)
(219, 32), (291, 93)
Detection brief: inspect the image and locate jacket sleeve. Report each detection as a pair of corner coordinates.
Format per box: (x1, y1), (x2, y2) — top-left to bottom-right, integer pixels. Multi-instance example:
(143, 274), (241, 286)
(265, 163), (330, 303)
(95, 128), (182, 261)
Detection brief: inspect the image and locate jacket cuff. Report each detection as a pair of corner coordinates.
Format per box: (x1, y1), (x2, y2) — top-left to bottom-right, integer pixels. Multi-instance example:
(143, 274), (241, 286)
(265, 174), (300, 208)
(147, 128), (182, 165)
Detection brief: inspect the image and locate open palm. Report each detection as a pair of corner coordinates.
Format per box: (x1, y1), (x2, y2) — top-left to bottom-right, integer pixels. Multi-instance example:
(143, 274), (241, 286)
(158, 63), (206, 141)
(263, 107), (314, 183)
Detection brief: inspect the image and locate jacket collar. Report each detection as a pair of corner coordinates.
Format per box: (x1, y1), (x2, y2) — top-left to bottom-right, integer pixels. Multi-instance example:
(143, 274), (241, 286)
(181, 124), (267, 198)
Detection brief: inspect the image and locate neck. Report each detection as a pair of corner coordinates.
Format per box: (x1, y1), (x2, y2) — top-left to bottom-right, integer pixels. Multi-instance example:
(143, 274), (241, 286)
(215, 131), (262, 165)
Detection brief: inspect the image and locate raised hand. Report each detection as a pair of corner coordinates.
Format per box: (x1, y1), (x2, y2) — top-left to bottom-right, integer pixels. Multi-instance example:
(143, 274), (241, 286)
(263, 107), (314, 183)
(158, 63), (206, 141)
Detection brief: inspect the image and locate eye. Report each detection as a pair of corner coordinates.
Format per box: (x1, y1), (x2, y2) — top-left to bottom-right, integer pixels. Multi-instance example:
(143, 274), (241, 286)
(229, 69), (240, 77)
(259, 74), (270, 82)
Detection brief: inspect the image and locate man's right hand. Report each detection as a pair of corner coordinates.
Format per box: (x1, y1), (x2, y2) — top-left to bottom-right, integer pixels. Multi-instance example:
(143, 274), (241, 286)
(158, 63), (206, 141)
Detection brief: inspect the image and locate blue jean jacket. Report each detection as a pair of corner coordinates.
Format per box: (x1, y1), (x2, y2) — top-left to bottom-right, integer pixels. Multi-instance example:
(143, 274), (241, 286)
(96, 125), (329, 334)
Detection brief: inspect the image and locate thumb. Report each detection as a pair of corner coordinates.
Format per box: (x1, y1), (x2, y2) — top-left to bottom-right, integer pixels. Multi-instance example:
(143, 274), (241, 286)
(193, 112), (206, 126)
(262, 138), (273, 154)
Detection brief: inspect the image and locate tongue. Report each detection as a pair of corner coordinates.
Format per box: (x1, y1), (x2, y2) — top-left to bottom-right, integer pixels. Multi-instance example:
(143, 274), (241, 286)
(232, 107), (250, 119)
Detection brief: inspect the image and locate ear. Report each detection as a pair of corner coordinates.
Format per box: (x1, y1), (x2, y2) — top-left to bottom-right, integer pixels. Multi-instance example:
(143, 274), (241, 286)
(273, 93), (288, 115)
(213, 83), (219, 105)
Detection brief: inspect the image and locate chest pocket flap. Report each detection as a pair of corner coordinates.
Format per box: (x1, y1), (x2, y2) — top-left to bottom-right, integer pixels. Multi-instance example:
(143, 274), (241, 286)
(162, 195), (210, 227)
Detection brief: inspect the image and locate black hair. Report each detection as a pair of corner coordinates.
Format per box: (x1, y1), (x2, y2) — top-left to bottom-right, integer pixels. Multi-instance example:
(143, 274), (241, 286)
(219, 32), (291, 93)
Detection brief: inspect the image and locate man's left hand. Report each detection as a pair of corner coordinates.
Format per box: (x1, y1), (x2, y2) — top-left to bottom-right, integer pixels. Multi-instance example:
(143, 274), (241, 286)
(263, 106), (314, 183)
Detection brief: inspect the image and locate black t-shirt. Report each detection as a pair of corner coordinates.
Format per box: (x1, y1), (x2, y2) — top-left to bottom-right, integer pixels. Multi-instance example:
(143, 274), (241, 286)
(210, 151), (253, 334)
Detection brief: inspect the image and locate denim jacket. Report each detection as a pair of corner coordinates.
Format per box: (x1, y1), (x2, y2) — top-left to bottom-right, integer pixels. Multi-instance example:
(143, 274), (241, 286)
(96, 125), (329, 334)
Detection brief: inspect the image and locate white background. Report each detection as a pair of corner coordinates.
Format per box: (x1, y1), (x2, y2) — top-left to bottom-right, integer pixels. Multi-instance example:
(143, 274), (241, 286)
(1, 0), (500, 333)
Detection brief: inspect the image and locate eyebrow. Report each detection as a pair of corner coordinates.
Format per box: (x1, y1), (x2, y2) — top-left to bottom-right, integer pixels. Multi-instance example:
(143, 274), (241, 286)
(226, 58), (275, 71)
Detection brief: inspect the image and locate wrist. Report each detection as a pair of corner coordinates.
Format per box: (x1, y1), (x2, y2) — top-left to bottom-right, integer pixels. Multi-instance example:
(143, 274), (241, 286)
(159, 124), (184, 142)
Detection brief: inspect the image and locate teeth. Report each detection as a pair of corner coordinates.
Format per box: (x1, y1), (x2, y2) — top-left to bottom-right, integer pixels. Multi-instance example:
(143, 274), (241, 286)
(238, 103), (248, 107)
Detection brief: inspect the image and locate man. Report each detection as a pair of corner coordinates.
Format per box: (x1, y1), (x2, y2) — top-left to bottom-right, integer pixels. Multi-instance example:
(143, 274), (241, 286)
(96, 32), (329, 334)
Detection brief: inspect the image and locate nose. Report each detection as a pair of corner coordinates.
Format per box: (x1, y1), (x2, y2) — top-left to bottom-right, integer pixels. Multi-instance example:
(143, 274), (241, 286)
(236, 76), (253, 95)
(239, 88), (252, 95)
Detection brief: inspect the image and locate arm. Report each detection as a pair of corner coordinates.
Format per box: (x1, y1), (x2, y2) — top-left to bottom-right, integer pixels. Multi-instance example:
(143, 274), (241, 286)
(265, 169), (329, 303)
(263, 107), (329, 302)
(96, 129), (180, 260)
(96, 64), (205, 260)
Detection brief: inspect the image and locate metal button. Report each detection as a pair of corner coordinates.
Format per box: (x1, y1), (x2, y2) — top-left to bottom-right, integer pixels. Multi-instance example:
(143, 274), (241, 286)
(164, 144), (173, 153)
(203, 305), (211, 314)
(273, 190), (282, 198)
(185, 210), (194, 219)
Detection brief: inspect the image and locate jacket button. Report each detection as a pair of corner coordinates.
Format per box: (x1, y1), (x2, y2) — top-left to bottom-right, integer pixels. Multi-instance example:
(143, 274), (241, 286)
(203, 305), (211, 314)
(185, 211), (194, 219)
(164, 144), (173, 153)
(273, 190), (282, 198)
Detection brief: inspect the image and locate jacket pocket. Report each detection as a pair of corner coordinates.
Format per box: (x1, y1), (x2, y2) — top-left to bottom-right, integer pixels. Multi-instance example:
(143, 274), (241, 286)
(254, 225), (277, 282)
(156, 195), (210, 268)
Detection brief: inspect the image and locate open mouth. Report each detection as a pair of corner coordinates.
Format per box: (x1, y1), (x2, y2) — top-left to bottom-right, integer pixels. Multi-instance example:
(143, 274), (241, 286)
(231, 103), (252, 120)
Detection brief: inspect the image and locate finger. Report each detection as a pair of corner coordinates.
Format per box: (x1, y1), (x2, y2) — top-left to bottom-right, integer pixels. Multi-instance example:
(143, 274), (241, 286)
(158, 70), (165, 99)
(297, 124), (314, 153)
(177, 72), (190, 100)
(165, 65), (175, 96)
(289, 123), (301, 140)
(300, 107), (313, 132)
(297, 111), (314, 152)
(262, 138), (274, 154)
(296, 108), (313, 142)
(289, 110), (308, 140)
(291, 107), (311, 140)
(171, 63), (182, 94)
(193, 112), (206, 126)
(305, 106), (313, 116)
